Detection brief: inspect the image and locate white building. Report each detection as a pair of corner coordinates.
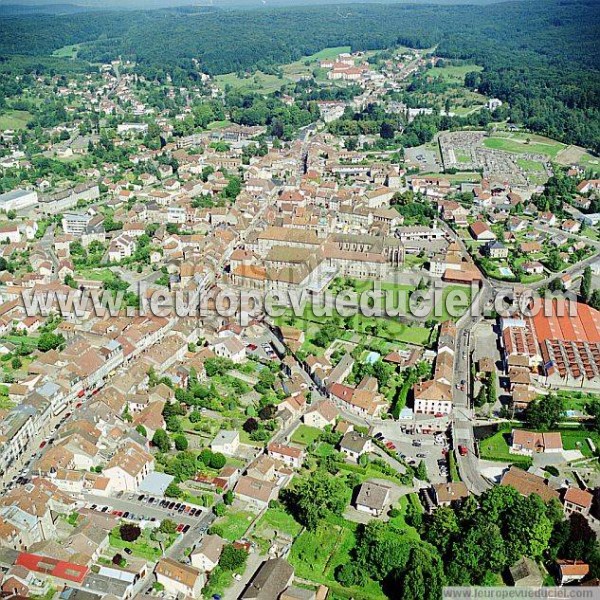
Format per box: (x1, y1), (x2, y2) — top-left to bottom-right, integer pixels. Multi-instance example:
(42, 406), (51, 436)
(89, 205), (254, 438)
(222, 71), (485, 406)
(210, 430), (240, 456)
(0, 189), (38, 211)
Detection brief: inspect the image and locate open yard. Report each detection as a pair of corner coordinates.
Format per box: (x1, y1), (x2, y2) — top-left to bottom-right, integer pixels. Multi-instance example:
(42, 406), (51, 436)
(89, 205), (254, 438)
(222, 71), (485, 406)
(109, 526), (174, 561)
(254, 506), (303, 539)
(291, 424), (322, 446)
(480, 425), (600, 463)
(479, 428), (532, 468)
(211, 510), (255, 541)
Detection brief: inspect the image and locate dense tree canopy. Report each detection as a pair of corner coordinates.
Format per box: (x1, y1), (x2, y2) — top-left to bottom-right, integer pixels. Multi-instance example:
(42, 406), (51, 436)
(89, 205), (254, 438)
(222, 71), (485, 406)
(1, 0), (599, 150)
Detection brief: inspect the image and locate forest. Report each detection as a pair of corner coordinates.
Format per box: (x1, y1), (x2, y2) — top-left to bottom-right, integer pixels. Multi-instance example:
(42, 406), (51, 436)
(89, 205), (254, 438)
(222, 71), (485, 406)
(0, 0), (598, 151)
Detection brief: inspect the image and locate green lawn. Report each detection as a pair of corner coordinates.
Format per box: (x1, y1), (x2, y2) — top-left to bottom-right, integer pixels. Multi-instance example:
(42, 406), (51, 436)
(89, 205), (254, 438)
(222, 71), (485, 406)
(0, 110), (32, 130)
(388, 494), (422, 541)
(559, 429), (599, 457)
(289, 521), (386, 600)
(479, 429), (533, 468)
(254, 507), (303, 538)
(109, 527), (173, 561)
(480, 425), (600, 462)
(291, 424), (322, 446)
(424, 63), (483, 83)
(76, 267), (118, 284)
(206, 120), (232, 130)
(282, 46), (352, 79)
(483, 133), (566, 158)
(215, 71), (289, 94)
(211, 510), (255, 541)
(52, 44), (81, 58)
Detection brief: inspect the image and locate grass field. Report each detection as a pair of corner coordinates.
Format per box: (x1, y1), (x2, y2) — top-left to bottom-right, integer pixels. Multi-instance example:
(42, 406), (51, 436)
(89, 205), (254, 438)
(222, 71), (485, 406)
(291, 424), (322, 446)
(212, 510), (255, 541)
(484, 133), (566, 158)
(52, 44), (81, 58)
(424, 63), (483, 83)
(388, 494), (422, 540)
(278, 304), (432, 348)
(109, 527), (174, 561)
(480, 425), (600, 463)
(215, 71), (289, 94)
(76, 268), (121, 285)
(282, 45), (352, 80)
(206, 120), (232, 130)
(217, 46), (352, 93)
(479, 429), (533, 468)
(254, 507), (302, 538)
(289, 520), (386, 600)
(0, 110), (32, 130)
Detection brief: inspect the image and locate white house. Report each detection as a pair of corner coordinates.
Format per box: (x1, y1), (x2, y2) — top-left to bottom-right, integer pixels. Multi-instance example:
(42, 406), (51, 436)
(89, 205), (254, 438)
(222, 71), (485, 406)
(155, 558), (205, 597)
(190, 534), (225, 572)
(211, 336), (246, 363)
(354, 481), (390, 517)
(210, 430), (240, 456)
(303, 400), (338, 429)
(103, 443), (154, 492)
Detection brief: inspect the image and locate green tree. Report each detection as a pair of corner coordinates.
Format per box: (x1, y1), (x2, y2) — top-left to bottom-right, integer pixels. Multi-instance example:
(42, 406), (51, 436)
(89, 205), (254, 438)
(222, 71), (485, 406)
(581, 266), (592, 302)
(281, 470), (347, 530)
(159, 519), (178, 535)
(526, 394), (565, 429)
(209, 452), (226, 470)
(401, 545), (445, 600)
(173, 434), (188, 451)
(37, 332), (65, 352)
(152, 428), (170, 453)
(219, 544), (247, 571)
(165, 482), (183, 498)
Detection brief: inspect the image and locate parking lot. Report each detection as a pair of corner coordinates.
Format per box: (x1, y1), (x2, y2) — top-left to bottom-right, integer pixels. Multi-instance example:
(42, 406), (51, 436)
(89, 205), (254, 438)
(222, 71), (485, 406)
(80, 492), (205, 527)
(371, 426), (450, 484)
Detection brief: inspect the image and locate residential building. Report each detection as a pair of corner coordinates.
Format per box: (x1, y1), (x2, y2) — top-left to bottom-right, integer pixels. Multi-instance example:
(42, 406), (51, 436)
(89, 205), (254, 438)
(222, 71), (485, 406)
(155, 558), (205, 597)
(354, 481), (390, 516)
(339, 431), (371, 462)
(210, 430), (240, 456)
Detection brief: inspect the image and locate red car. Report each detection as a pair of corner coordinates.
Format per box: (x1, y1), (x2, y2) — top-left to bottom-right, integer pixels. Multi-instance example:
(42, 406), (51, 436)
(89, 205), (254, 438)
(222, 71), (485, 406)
(39, 441), (47, 449)
(458, 445), (468, 456)
(385, 441), (396, 450)
(176, 524), (185, 532)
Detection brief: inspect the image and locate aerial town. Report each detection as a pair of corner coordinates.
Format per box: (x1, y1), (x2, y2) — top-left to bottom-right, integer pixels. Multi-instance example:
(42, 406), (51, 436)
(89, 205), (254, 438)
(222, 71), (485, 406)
(0, 22), (599, 600)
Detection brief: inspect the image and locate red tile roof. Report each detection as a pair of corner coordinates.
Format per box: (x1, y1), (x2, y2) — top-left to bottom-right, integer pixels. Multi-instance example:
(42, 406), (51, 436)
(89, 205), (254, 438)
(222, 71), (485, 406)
(16, 553), (88, 583)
